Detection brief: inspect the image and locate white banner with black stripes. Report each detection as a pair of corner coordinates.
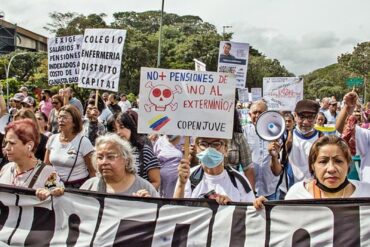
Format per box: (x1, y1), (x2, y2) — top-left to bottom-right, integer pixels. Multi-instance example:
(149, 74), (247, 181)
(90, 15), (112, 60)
(0, 184), (369, 246)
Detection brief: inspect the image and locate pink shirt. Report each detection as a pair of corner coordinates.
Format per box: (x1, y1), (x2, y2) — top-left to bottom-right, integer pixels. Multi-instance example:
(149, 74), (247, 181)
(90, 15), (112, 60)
(40, 99), (53, 118)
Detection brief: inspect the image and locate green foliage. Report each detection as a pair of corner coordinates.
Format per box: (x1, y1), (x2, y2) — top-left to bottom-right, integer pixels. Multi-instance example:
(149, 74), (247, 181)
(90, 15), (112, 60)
(44, 10), (290, 99)
(247, 55), (294, 88)
(337, 42), (370, 102)
(126, 93), (137, 104)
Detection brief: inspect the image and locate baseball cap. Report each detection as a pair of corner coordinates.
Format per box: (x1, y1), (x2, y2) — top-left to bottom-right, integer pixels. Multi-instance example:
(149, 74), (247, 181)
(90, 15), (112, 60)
(10, 93), (26, 102)
(22, 96), (35, 106)
(294, 99), (320, 114)
(19, 86), (28, 93)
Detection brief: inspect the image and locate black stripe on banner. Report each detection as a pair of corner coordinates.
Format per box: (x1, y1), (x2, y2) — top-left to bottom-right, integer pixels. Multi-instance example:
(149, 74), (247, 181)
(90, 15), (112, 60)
(0, 201), (9, 231)
(66, 214), (80, 247)
(329, 205), (361, 247)
(229, 206), (247, 246)
(89, 197), (104, 247)
(171, 223), (190, 247)
(7, 195), (21, 245)
(112, 219), (156, 247)
(291, 229), (310, 247)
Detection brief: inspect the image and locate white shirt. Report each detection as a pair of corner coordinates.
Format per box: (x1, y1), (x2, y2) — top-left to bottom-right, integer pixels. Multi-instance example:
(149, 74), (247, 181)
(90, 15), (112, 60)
(289, 130), (320, 183)
(243, 123), (279, 196)
(182, 166), (255, 202)
(356, 126), (370, 182)
(118, 100), (131, 113)
(98, 107), (113, 124)
(46, 133), (94, 181)
(285, 180), (370, 199)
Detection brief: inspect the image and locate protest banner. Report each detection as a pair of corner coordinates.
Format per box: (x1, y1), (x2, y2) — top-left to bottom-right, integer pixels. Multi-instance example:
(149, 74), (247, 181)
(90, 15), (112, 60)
(263, 77), (303, 111)
(138, 67), (236, 139)
(251, 87), (262, 102)
(0, 185), (369, 246)
(193, 58), (206, 71)
(78, 29), (126, 92)
(217, 41), (249, 88)
(48, 35), (83, 85)
(237, 88), (249, 103)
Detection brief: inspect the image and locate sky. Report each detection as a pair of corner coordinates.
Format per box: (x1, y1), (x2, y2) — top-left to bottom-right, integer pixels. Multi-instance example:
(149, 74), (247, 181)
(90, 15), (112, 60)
(1, 0), (369, 75)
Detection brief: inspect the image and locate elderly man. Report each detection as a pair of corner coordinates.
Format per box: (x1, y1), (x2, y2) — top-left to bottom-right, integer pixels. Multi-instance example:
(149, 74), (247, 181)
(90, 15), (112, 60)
(173, 137), (254, 204)
(270, 99), (322, 198)
(242, 100), (279, 199)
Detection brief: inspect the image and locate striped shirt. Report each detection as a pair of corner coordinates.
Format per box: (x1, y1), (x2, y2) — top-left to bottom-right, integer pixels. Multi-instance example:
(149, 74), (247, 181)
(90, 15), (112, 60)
(132, 144), (160, 181)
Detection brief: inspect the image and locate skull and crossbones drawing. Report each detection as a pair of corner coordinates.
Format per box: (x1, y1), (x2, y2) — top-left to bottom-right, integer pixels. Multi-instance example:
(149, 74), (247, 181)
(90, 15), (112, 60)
(144, 81), (182, 112)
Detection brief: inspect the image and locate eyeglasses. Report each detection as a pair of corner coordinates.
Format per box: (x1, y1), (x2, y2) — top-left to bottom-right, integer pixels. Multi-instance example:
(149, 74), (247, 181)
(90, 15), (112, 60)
(198, 140), (225, 150)
(297, 114), (316, 122)
(57, 115), (71, 120)
(96, 153), (121, 162)
(52, 101), (60, 105)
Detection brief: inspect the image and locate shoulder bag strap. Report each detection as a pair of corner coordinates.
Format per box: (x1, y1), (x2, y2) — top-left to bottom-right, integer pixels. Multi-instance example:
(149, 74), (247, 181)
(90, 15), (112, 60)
(65, 136), (84, 183)
(28, 161), (46, 189)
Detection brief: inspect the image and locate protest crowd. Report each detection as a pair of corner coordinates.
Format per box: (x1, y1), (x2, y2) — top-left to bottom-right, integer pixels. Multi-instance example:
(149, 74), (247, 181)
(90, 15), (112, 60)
(0, 29), (369, 245)
(0, 84), (370, 204)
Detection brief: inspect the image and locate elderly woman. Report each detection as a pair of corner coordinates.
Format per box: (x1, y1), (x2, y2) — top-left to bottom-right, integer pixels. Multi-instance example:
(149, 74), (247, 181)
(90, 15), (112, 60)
(80, 133), (158, 197)
(173, 137), (255, 204)
(0, 119), (63, 199)
(44, 105), (95, 188)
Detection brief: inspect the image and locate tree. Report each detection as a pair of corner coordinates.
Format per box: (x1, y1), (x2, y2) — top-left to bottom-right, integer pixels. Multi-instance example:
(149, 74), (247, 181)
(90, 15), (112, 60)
(338, 42), (370, 102)
(247, 55), (294, 88)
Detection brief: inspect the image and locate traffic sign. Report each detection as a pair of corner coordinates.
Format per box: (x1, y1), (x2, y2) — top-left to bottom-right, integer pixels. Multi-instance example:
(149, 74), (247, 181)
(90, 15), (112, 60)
(346, 77), (364, 87)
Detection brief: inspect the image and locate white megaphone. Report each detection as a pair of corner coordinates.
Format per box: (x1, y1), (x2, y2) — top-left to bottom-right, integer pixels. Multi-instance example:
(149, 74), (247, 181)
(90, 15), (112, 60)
(255, 111), (286, 141)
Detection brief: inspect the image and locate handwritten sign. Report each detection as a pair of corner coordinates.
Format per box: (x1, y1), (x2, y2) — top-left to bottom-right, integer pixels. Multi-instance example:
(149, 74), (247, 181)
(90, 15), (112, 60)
(251, 87), (262, 102)
(78, 29), (126, 92)
(138, 68), (236, 139)
(263, 77), (303, 111)
(48, 35), (83, 85)
(217, 41), (249, 88)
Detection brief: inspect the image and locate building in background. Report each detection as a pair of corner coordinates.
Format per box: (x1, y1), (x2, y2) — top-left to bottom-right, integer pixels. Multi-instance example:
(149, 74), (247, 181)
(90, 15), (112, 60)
(0, 17), (47, 55)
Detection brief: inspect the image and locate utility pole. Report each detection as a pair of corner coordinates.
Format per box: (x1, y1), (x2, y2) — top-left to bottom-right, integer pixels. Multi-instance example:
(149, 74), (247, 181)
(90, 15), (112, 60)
(156, 0), (165, 68)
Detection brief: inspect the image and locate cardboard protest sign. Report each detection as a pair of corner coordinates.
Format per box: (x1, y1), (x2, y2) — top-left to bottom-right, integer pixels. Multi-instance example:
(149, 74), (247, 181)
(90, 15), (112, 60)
(237, 88), (249, 103)
(251, 87), (262, 101)
(263, 77), (303, 111)
(194, 58), (206, 71)
(138, 67), (236, 139)
(48, 35), (83, 85)
(217, 41), (249, 88)
(78, 29), (126, 92)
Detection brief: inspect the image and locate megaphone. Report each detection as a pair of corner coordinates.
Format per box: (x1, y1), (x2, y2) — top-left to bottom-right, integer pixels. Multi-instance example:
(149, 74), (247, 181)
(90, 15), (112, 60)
(255, 111), (286, 141)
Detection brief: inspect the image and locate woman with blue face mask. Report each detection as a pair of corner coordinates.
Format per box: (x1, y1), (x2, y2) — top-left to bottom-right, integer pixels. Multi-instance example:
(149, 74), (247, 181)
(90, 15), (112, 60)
(173, 137), (255, 204)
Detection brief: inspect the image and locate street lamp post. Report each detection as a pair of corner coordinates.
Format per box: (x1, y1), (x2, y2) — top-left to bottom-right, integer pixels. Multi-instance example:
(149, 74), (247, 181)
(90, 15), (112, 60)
(5, 52), (28, 107)
(156, 0), (165, 68)
(222, 25), (232, 37)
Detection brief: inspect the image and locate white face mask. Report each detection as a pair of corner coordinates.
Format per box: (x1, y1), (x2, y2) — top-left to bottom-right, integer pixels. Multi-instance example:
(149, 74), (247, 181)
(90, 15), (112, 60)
(296, 126), (315, 135)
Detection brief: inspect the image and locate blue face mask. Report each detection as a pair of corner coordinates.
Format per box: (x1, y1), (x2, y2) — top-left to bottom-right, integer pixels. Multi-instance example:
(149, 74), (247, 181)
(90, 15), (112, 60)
(196, 148), (224, 168)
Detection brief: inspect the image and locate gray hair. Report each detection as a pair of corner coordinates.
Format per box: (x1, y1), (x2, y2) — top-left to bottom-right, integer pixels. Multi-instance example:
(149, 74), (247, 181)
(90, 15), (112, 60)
(93, 133), (136, 174)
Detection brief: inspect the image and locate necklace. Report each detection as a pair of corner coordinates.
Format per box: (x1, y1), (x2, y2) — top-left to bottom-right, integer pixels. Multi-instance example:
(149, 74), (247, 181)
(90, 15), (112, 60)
(12, 166), (35, 187)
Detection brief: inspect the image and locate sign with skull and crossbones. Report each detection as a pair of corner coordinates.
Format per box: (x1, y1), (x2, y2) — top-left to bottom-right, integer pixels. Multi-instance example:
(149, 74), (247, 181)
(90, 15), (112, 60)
(144, 81), (182, 112)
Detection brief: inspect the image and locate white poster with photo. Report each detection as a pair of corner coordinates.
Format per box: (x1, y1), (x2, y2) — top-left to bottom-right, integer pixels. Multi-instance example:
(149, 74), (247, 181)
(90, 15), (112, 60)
(251, 87), (262, 102)
(78, 29), (126, 92)
(217, 41), (249, 88)
(48, 35), (83, 85)
(138, 67), (236, 139)
(263, 77), (304, 111)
